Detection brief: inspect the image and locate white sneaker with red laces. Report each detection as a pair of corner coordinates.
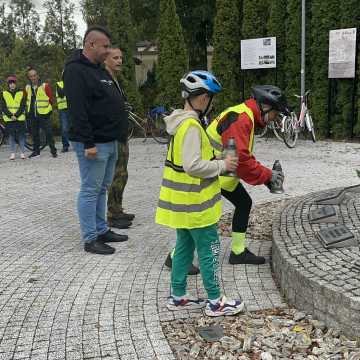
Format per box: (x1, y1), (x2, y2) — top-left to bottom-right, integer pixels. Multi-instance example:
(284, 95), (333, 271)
(205, 296), (244, 317)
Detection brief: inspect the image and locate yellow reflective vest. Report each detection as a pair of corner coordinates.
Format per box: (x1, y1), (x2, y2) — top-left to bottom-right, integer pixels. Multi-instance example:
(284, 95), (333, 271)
(206, 103), (255, 192)
(155, 118), (222, 229)
(26, 84), (52, 115)
(2, 90), (26, 122)
(56, 81), (68, 110)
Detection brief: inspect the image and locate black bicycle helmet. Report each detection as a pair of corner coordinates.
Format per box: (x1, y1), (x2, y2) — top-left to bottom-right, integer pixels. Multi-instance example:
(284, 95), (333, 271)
(251, 85), (290, 115)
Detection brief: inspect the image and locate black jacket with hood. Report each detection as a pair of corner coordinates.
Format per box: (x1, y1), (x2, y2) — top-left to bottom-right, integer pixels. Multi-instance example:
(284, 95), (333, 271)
(63, 49), (128, 148)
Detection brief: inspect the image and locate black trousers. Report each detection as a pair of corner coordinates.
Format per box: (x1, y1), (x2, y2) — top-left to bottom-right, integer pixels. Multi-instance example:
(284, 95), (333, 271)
(30, 115), (56, 153)
(221, 182), (252, 233)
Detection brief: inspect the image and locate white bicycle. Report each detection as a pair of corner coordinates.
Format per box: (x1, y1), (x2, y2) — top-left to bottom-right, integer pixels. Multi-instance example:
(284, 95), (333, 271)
(282, 90), (316, 148)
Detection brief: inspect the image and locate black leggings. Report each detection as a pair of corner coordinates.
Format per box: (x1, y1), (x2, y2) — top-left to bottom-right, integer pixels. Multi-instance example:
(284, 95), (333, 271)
(221, 182), (252, 233)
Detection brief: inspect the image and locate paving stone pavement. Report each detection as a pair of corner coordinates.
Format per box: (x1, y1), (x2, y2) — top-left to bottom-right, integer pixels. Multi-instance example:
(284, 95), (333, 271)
(0, 137), (360, 360)
(272, 185), (360, 337)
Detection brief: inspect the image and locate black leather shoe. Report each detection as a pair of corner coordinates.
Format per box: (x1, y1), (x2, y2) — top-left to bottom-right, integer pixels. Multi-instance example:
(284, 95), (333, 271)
(61, 147), (69, 153)
(84, 240), (115, 255)
(108, 218), (132, 229)
(51, 151), (58, 158)
(229, 248), (266, 265)
(164, 252), (200, 275)
(117, 212), (135, 221)
(98, 229), (128, 243)
(28, 152), (40, 158)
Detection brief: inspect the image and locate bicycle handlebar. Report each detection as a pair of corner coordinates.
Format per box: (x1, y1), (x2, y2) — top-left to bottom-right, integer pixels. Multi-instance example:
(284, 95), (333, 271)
(294, 90), (311, 99)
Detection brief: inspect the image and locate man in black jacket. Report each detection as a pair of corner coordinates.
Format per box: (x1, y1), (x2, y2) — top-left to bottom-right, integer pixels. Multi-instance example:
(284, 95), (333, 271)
(64, 26), (129, 255)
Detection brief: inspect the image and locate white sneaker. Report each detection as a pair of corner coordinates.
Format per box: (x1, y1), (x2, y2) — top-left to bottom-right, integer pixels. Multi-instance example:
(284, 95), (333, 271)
(20, 153), (26, 159)
(9, 153), (15, 161)
(167, 295), (206, 311)
(205, 296), (244, 317)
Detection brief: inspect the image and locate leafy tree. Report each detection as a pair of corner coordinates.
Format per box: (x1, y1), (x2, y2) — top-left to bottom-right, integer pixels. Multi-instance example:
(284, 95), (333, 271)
(211, 0), (241, 110)
(81, 0), (108, 26)
(107, 0), (142, 111)
(10, 0), (41, 40)
(0, 4), (16, 52)
(130, 0), (160, 42)
(176, 0), (216, 69)
(333, 1), (360, 137)
(283, 0), (301, 101)
(139, 65), (158, 111)
(309, 0), (339, 137)
(42, 0), (79, 51)
(241, 0), (271, 96)
(267, 0), (287, 91)
(156, 0), (188, 108)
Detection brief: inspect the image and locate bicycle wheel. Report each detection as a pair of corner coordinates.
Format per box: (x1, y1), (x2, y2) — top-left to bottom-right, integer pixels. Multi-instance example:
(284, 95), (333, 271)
(272, 116), (285, 141)
(150, 113), (169, 144)
(305, 113), (316, 142)
(127, 120), (135, 140)
(283, 113), (298, 148)
(256, 124), (268, 137)
(0, 126), (5, 146)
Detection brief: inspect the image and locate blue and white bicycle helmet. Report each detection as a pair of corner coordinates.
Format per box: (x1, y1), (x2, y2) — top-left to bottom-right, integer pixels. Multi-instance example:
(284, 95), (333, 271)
(180, 70), (222, 99)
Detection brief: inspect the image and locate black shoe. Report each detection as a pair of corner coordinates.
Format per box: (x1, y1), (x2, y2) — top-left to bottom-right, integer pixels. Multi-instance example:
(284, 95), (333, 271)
(108, 218), (132, 229)
(164, 252), (200, 275)
(61, 147), (69, 153)
(117, 212), (135, 221)
(29, 152), (40, 158)
(98, 229), (128, 243)
(84, 240), (115, 255)
(229, 248), (266, 265)
(51, 151), (58, 158)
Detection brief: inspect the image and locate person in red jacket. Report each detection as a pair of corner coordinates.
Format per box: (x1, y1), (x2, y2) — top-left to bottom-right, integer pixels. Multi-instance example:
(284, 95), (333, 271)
(208, 85), (289, 265)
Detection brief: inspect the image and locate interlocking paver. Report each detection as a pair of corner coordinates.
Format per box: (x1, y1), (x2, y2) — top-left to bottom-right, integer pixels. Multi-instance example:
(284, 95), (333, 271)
(1, 138), (360, 359)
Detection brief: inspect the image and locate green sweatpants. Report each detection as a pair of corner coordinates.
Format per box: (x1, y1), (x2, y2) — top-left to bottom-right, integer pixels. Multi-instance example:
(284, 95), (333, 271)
(171, 224), (221, 300)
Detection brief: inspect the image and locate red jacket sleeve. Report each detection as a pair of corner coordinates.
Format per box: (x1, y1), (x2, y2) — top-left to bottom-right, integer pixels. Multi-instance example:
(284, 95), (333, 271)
(221, 113), (272, 185)
(44, 83), (55, 106)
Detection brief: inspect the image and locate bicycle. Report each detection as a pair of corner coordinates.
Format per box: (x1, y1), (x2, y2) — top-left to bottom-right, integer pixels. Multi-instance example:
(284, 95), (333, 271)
(256, 115), (284, 141)
(282, 90), (316, 148)
(127, 109), (169, 144)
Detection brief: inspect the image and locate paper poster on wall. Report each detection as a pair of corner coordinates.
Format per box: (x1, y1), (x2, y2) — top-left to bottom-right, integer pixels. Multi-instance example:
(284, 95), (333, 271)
(241, 37), (276, 70)
(328, 28), (357, 78)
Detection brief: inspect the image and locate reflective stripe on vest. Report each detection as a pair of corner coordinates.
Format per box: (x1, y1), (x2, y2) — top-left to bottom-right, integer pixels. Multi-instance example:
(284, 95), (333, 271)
(2, 91), (25, 122)
(26, 84), (52, 115)
(56, 81), (67, 110)
(155, 118), (222, 229)
(206, 103), (255, 192)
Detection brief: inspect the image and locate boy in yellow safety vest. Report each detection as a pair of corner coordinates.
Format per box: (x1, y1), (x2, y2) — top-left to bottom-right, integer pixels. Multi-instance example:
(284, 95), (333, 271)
(155, 71), (244, 317)
(1, 76), (26, 160)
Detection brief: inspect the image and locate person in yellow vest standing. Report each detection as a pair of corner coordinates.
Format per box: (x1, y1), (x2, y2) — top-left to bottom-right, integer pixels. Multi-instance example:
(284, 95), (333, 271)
(56, 80), (70, 152)
(1, 75), (26, 160)
(164, 85), (290, 271)
(26, 67), (57, 158)
(155, 70), (244, 317)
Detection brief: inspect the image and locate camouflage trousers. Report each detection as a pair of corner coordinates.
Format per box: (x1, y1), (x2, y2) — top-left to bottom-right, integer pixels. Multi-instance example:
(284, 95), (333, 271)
(107, 141), (129, 220)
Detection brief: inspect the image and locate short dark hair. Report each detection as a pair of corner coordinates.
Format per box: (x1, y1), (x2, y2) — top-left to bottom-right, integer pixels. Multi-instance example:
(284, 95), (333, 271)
(83, 26), (111, 45)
